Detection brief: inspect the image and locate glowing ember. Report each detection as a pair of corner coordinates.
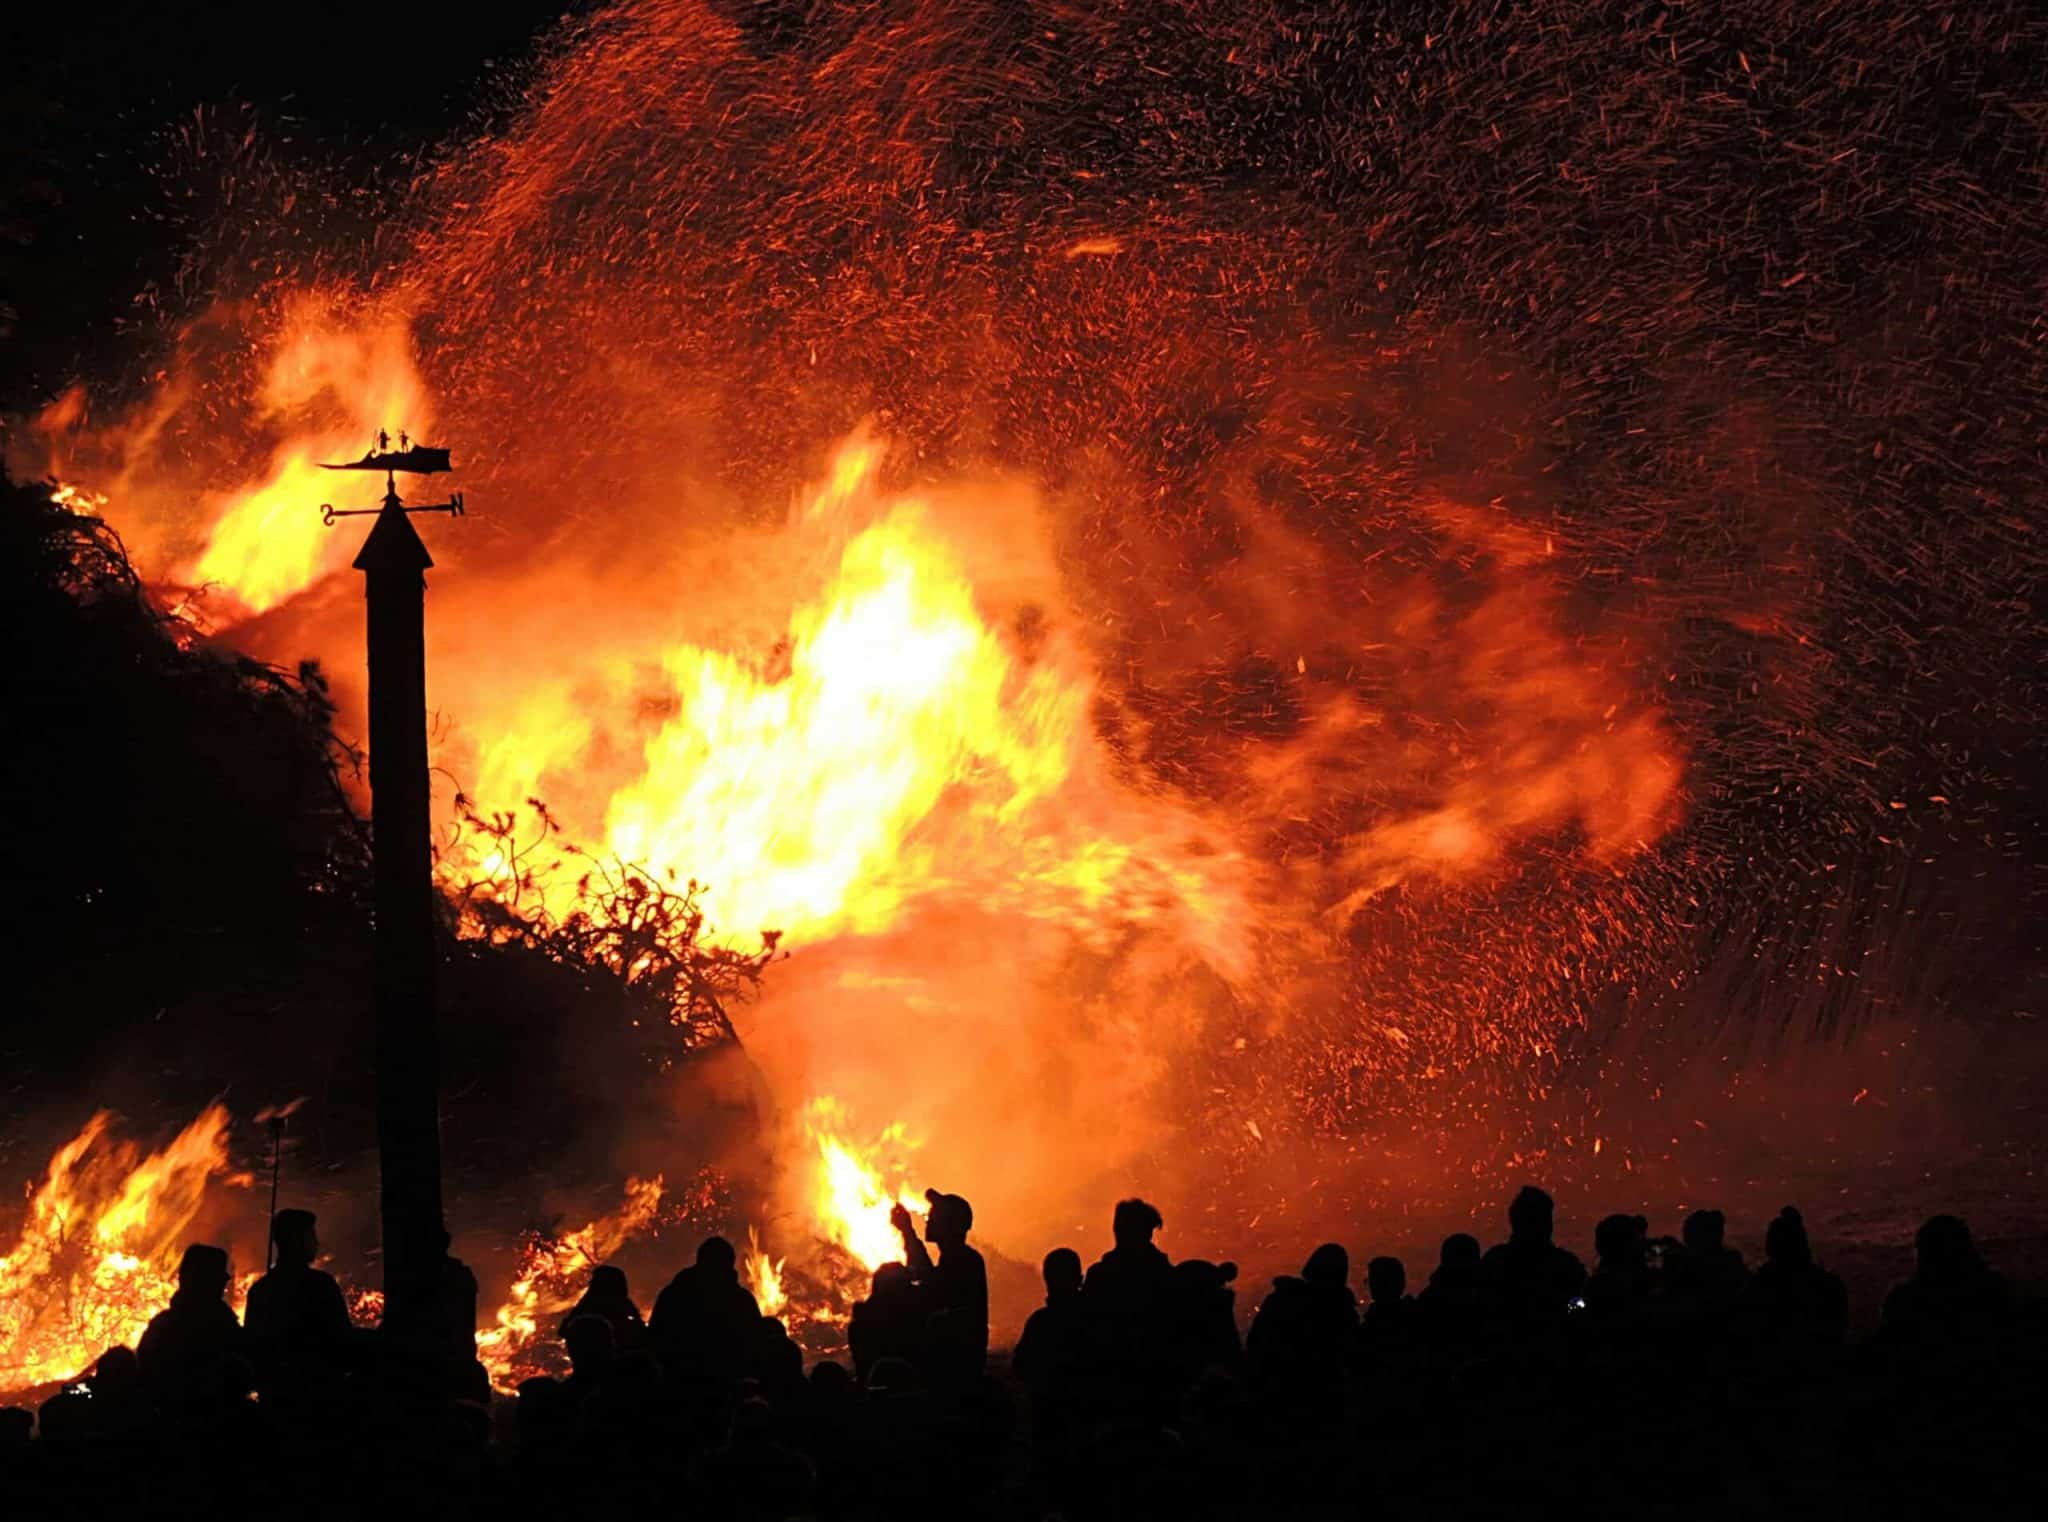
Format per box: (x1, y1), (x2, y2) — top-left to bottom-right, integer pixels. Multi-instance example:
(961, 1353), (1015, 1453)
(49, 481), (109, 516)
(0, 1107), (248, 1394)
(474, 1175), (663, 1391)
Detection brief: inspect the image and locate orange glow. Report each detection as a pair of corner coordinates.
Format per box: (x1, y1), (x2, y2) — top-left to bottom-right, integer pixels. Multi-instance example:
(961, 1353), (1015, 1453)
(464, 434), (1256, 979)
(474, 1175), (663, 1391)
(0, 1107), (247, 1393)
(184, 302), (430, 614)
(803, 1098), (923, 1274)
(742, 1229), (786, 1318)
(49, 481), (110, 516)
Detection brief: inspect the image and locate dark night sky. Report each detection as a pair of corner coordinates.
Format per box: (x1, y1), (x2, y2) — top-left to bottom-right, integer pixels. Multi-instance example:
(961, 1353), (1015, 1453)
(1, 2), (577, 407)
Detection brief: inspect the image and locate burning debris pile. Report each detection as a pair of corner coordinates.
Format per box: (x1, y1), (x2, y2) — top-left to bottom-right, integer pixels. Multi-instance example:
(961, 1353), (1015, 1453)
(0, 1108), (246, 1395)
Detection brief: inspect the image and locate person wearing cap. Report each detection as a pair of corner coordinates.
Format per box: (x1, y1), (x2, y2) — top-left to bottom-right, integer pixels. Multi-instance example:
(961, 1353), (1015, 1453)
(245, 1208), (355, 1403)
(890, 1187), (988, 1383)
(137, 1242), (247, 1409)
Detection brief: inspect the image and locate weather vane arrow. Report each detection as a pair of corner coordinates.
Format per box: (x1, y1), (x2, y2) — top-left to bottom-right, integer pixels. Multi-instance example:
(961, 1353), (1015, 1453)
(317, 429), (465, 526)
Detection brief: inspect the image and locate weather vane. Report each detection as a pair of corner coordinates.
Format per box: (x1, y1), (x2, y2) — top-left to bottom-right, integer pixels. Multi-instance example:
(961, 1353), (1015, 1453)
(317, 429), (466, 526)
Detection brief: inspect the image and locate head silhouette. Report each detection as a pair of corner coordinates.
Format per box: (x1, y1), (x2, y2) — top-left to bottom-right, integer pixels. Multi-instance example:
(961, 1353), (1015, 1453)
(1682, 1209), (1726, 1253)
(1914, 1214), (1977, 1283)
(588, 1264), (629, 1300)
(924, 1189), (973, 1245)
(1507, 1186), (1556, 1245)
(177, 1243), (231, 1299)
(1439, 1233), (1481, 1271)
(563, 1313), (615, 1376)
(730, 1395), (774, 1442)
(1594, 1214), (1645, 1268)
(1302, 1242), (1349, 1288)
(1112, 1198), (1164, 1248)
(1366, 1256), (1406, 1304)
(91, 1345), (142, 1399)
(870, 1262), (913, 1300)
(1043, 1247), (1083, 1298)
(697, 1236), (738, 1276)
(1765, 1207), (1812, 1268)
(271, 1208), (318, 1268)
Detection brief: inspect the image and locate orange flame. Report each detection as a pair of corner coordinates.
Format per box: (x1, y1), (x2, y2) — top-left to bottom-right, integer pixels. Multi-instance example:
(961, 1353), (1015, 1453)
(464, 433), (1253, 972)
(0, 1106), (247, 1394)
(742, 1228), (786, 1318)
(802, 1097), (923, 1273)
(184, 300), (430, 614)
(474, 1175), (663, 1391)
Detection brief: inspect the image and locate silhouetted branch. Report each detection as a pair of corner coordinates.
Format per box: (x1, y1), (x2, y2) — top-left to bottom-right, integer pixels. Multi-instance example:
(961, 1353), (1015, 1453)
(444, 797), (784, 1060)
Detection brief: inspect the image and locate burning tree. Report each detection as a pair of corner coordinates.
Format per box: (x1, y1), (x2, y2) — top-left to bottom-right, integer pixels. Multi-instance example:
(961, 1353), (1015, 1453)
(445, 796), (785, 1058)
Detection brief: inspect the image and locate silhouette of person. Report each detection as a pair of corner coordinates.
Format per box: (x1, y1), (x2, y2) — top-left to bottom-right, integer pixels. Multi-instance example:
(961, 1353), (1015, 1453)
(849, 1261), (923, 1386)
(1669, 1208), (1747, 1308)
(83, 1344), (151, 1439)
(1013, 1247), (1088, 1406)
(1165, 1257), (1243, 1383)
(750, 1313), (807, 1403)
(691, 1395), (817, 1517)
(892, 1188), (988, 1381)
(649, 1236), (761, 1385)
(1880, 1214), (2009, 1341)
(244, 1207), (353, 1402)
(1742, 1206), (1847, 1344)
(137, 1243), (245, 1410)
(561, 1311), (617, 1399)
(561, 1263), (646, 1350)
(1479, 1186), (1586, 1328)
(1351, 1254), (1422, 1394)
(1246, 1242), (1357, 1408)
(1583, 1213), (1651, 1318)
(1084, 1197), (1175, 1318)
(1359, 1253), (1419, 1334)
(1082, 1197), (1177, 1395)
(1418, 1232), (1494, 1349)
(431, 1227), (488, 1400)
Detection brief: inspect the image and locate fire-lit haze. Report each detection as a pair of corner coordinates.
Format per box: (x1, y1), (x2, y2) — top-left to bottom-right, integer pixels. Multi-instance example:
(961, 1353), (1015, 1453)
(5, 0), (2042, 1387)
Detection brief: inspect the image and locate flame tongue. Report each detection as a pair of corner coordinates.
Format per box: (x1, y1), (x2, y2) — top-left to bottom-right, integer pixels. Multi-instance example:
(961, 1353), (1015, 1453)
(743, 1229), (786, 1318)
(0, 1106), (245, 1394)
(473, 1175), (664, 1392)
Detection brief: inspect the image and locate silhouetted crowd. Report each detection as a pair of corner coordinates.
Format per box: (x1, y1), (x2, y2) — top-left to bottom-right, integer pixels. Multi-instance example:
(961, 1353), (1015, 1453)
(3, 1186), (2040, 1519)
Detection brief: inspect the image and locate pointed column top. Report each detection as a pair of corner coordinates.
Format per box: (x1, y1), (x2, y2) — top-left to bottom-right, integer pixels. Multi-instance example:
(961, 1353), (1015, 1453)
(353, 487), (436, 577)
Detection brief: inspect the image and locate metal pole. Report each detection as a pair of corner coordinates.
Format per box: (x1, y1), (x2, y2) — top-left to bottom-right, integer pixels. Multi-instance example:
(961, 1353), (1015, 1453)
(265, 1112), (286, 1271)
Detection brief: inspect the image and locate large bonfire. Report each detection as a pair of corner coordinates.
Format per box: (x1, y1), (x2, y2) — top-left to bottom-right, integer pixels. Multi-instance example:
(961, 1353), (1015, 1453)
(6, 0), (2040, 1396)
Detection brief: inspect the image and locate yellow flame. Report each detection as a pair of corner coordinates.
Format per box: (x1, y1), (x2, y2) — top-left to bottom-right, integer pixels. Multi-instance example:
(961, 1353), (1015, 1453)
(49, 481), (109, 515)
(0, 1106), (245, 1394)
(743, 1228), (786, 1317)
(186, 305), (430, 612)
(801, 1098), (923, 1273)
(474, 1175), (663, 1391)
(598, 441), (1086, 945)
